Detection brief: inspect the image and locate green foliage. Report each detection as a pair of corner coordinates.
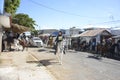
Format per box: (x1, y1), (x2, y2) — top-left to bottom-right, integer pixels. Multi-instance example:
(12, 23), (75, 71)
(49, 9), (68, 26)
(31, 30), (39, 36)
(12, 13), (36, 30)
(4, 0), (21, 15)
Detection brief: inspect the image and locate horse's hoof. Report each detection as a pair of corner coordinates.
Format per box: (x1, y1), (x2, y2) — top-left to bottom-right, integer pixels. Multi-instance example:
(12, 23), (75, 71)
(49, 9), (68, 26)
(59, 62), (62, 65)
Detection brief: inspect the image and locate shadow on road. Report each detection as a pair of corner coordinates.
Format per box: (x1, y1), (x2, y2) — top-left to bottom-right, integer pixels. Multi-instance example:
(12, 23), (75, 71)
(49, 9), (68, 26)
(87, 55), (102, 60)
(26, 61), (40, 63)
(26, 59), (58, 67)
(49, 50), (55, 53)
(39, 59), (58, 66)
(38, 49), (46, 52)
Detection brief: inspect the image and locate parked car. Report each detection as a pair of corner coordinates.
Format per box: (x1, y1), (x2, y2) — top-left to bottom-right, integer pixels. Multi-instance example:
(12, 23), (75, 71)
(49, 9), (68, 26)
(30, 37), (43, 47)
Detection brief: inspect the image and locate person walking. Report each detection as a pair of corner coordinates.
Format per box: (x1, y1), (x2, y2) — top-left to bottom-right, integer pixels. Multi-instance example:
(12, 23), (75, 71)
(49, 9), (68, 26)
(47, 35), (53, 47)
(19, 33), (28, 51)
(2, 31), (7, 51)
(116, 40), (120, 56)
(92, 38), (96, 52)
(77, 37), (81, 50)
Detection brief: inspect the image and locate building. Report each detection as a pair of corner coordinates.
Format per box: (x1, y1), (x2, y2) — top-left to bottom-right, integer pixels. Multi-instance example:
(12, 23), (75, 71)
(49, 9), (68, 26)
(111, 29), (120, 36)
(38, 29), (58, 35)
(111, 29), (120, 42)
(79, 29), (112, 43)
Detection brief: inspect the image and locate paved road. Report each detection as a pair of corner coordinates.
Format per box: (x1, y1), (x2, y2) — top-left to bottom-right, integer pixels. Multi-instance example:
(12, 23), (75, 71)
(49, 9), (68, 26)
(29, 47), (120, 80)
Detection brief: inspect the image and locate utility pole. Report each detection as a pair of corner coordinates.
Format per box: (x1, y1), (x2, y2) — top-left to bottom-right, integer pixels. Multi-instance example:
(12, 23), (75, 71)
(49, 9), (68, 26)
(0, 0), (5, 52)
(109, 15), (114, 21)
(0, 25), (3, 52)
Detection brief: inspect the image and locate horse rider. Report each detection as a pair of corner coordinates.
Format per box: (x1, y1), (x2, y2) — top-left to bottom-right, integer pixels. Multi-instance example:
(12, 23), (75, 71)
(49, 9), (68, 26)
(54, 31), (65, 55)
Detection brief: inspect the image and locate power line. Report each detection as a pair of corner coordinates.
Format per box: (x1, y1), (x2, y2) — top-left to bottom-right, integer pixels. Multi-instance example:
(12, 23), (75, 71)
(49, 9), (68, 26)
(28, 0), (120, 27)
(94, 20), (120, 25)
(29, 0), (105, 19)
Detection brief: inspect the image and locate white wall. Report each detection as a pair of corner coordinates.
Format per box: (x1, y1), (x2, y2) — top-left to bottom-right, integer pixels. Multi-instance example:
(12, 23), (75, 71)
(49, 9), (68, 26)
(84, 37), (91, 43)
(96, 35), (100, 43)
(82, 35), (100, 43)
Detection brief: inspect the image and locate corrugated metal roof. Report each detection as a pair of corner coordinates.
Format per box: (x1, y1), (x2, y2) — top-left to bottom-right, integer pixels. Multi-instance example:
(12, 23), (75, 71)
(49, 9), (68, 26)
(112, 35), (120, 38)
(111, 29), (120, 36)
(79, 29), (108, 37)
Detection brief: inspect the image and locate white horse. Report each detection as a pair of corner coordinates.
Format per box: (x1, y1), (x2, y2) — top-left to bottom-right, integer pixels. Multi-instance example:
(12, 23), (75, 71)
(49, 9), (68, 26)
(56, 39), (66, 65)
(13, 38), (24, 51)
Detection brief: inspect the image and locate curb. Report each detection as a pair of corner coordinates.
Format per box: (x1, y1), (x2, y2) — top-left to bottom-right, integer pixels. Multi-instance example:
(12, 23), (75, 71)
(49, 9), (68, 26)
(29, 52), (57, 80)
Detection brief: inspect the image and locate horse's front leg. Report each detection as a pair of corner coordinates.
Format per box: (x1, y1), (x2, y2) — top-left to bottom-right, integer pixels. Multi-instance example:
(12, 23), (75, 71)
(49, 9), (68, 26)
(60, 48), (63, 64)
(22, 46), (25, 51)
(26, 46), (28, 51)
(56, 46), (60, 62)
(56, 45), (61, 64)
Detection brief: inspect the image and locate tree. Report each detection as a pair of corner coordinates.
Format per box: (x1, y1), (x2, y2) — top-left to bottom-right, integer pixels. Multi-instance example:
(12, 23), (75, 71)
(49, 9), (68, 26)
(31, 30), (39, 36)
(4, 0), (21, 15)
(12, 13), (36, 31)
(4, 0), (37, 33)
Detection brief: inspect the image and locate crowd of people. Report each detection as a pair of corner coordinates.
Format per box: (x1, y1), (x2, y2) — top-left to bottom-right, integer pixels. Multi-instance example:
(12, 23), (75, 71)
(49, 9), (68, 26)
(71, 37), (120, 58)
(2, 31), (30, 52)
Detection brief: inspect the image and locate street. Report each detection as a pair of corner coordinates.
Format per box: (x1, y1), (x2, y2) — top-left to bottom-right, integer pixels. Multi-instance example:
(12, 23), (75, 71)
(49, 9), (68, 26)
(29, 47), (120, 80)
(1, 0), (120, 80)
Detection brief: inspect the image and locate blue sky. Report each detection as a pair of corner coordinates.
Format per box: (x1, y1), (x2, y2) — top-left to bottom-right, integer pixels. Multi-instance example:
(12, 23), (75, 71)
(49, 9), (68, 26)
(1, 0), (120, 29)
(0, 0), (4, 14)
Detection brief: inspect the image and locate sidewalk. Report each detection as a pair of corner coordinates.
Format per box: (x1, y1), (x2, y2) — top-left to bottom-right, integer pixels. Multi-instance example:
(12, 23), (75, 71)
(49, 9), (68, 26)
(0, 51), (56, 80)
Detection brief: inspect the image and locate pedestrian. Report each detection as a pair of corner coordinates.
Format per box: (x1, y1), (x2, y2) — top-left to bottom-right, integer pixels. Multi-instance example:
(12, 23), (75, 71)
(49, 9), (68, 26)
(117, 40), (120, 54)
(7, 31), (14, 51)
(77, 37), (81, 50)
(47, 35), (53, 47)
(19, 33), (28, 51)
(2, 31), (7, 51)
(88, 39), (92, 51)
(109, 40), (116, 58)
(92, 38), (96, 51)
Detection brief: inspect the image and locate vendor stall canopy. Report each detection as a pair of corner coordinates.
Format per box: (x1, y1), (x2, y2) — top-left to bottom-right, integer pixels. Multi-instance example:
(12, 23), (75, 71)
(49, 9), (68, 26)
(11, 23), (30, 34)
(4, 23), (30, 34)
